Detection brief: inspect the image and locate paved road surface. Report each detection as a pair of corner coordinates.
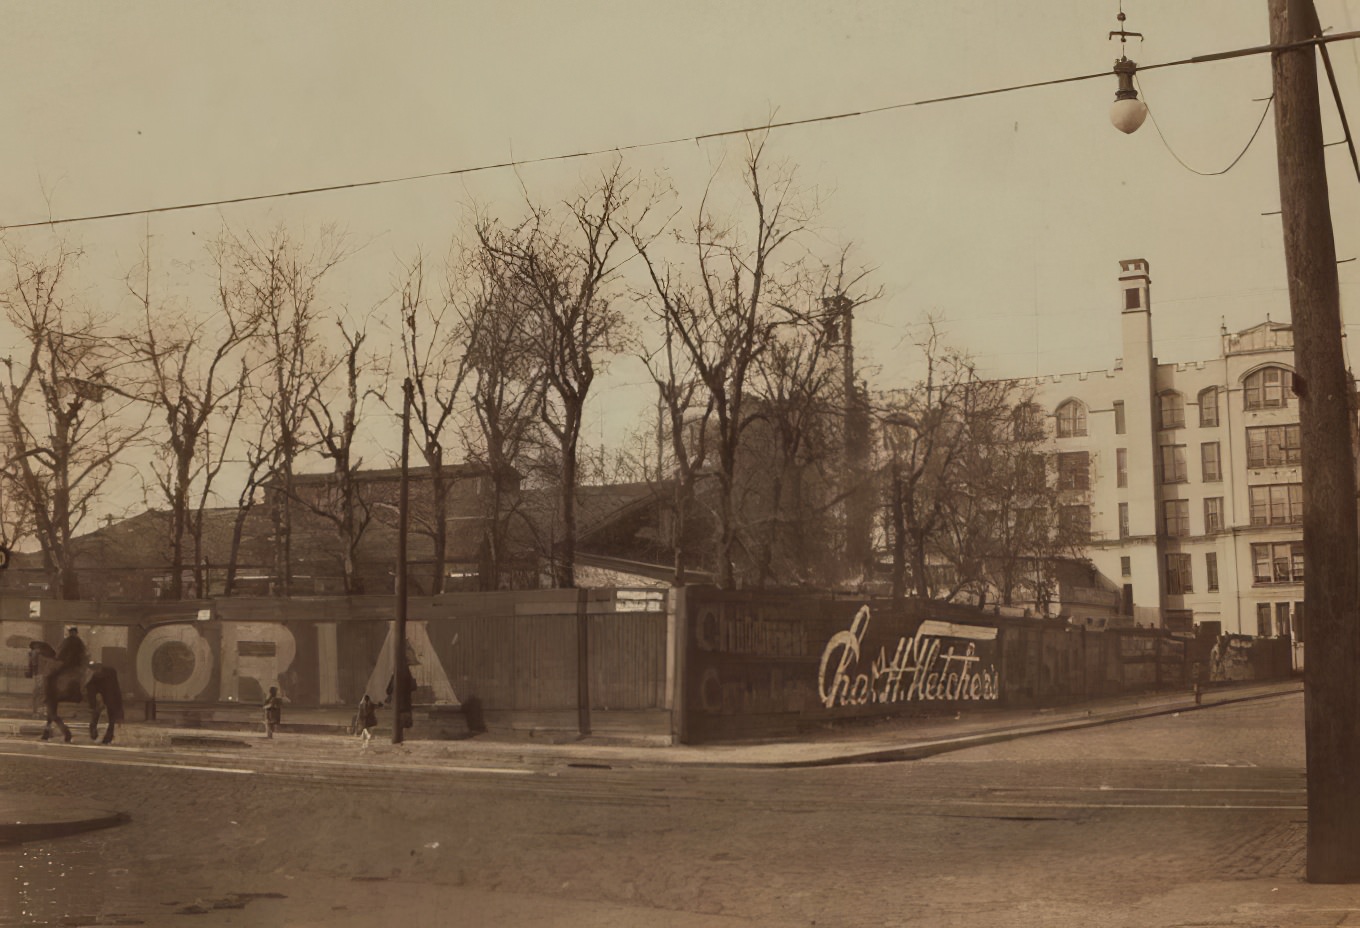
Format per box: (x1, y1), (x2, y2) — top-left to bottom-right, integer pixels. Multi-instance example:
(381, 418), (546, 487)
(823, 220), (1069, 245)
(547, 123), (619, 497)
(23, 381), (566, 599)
(4, 691), (1356, 927)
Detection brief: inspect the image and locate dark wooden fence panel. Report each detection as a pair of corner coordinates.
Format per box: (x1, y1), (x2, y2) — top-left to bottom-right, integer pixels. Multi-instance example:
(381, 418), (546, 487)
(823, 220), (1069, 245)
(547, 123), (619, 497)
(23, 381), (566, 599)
(589, 611), (668, 710)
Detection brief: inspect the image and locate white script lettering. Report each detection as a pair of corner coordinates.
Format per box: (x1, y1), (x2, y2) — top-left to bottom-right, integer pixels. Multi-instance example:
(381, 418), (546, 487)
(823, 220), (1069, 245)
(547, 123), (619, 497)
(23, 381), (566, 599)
(818, 607), (1000, 708)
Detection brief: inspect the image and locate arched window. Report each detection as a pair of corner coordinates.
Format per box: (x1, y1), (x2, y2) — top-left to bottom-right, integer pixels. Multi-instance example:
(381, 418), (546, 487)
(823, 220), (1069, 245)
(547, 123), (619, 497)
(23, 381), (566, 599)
(1243, 366), (1290, 410)
(1198, 387), (1220, 427)
(1158, 391), (1185, 430)
(1012, 403), (1045, 441)
(1055, 400), (1087, 438)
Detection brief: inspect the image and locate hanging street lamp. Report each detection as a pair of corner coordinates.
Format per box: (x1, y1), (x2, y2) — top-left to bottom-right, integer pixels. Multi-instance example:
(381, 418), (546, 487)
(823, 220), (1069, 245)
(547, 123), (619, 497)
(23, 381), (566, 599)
(1109, 9), (1148, 134)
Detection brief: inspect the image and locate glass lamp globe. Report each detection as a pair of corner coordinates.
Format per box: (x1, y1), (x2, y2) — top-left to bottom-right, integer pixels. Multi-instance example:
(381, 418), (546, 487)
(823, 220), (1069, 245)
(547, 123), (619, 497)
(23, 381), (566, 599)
(1110, 97), (1148, 134)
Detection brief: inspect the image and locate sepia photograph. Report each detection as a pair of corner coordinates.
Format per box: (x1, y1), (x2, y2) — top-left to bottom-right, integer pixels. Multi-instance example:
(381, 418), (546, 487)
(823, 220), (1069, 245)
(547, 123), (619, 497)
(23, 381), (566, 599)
(3, 2), (1360, 925)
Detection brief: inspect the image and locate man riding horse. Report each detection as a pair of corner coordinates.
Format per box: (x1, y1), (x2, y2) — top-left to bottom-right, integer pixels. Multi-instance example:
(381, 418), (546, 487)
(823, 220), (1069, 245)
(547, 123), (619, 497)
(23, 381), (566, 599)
(26, 627), (124, 744)
(56, 626), (87, 672)
(48, 626), (90, 705)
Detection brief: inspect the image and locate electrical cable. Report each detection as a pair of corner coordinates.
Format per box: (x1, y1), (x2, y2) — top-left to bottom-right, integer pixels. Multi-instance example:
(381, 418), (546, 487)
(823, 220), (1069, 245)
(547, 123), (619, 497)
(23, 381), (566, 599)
(1136, 79), (1275, 176)
(2, 29), (1359, 232)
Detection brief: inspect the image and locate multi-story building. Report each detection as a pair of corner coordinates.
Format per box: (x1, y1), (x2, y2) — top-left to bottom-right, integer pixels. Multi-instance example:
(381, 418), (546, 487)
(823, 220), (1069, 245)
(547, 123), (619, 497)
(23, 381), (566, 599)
(1020, 258), (1316, 648)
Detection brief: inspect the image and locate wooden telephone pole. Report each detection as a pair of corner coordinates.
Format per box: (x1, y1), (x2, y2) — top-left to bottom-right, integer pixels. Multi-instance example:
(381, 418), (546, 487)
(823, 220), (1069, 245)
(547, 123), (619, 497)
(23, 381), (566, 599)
(1268, 0), (1360, 883)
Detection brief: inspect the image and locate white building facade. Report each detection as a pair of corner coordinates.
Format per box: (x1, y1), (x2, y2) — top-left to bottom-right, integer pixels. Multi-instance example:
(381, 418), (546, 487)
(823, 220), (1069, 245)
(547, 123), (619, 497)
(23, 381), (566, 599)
(1021, 259), (1309, 643)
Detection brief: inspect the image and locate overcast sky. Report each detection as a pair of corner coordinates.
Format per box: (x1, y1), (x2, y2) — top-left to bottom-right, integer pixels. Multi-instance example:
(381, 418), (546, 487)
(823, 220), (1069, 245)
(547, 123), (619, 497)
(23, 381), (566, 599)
(3, 1), (1360, 516)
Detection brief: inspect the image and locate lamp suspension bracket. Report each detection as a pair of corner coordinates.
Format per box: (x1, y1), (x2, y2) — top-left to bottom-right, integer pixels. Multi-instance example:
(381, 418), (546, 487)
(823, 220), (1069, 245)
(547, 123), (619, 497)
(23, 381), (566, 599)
(1108, 6), (1148, 134)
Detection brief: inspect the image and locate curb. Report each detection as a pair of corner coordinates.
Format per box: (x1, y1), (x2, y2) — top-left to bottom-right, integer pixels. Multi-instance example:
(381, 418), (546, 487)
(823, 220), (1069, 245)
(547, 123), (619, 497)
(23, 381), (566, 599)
(751, 685), (1305, 769)
(0, 811), (130, 845)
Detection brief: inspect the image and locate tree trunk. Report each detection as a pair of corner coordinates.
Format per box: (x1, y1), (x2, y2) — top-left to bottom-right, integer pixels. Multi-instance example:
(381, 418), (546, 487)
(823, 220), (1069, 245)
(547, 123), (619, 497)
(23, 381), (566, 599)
(671, 474), (691, 587)
(558, 417), (580, 589)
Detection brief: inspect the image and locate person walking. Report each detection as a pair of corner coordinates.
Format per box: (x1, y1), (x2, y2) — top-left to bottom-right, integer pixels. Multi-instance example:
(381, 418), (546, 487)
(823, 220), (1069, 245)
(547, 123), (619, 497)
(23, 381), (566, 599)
(354, 693), (378, 745)
(262, 686), (284, 739)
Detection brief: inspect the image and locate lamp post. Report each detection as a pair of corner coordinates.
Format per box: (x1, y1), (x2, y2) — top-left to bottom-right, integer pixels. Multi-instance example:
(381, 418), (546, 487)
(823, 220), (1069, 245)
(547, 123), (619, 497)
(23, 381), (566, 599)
(392, 377), (413, 745)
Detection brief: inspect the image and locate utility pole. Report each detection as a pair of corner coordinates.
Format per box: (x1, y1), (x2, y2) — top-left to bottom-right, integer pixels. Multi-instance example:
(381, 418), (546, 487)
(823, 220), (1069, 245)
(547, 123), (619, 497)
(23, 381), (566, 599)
(1268, 0), (1360, 883)
(392, 377), (413, 745)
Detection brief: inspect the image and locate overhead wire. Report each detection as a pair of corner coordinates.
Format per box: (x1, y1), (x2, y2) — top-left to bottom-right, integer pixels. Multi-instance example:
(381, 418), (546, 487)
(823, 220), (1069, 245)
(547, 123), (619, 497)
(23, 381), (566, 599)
(1136, 80), (1275, 176)
(3, 29), (1360, 232)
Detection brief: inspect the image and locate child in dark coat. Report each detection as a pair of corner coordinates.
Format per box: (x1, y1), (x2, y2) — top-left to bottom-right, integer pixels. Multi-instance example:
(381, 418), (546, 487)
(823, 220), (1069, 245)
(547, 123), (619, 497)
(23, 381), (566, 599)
(262, 686), (283, 739)
(355, 693), (378, 744)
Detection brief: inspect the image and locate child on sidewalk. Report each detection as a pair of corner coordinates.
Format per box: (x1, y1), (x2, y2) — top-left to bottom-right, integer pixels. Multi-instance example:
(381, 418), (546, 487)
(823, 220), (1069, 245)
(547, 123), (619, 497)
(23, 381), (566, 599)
(354, 693), (378, 745)
(262, 686), (283, 739)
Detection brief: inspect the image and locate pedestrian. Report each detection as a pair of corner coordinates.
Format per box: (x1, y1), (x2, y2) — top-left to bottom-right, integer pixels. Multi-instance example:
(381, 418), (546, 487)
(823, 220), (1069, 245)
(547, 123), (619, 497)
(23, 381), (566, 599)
(262, 685), (284, 739)
(385, 661), (416, 732)
(354, 693), (378, 745)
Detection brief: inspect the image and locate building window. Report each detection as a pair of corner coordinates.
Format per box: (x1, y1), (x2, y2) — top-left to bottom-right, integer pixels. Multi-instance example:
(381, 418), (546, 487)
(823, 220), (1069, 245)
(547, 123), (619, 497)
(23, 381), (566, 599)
(1055, 400), (1087, 438)
(1017, 453), (1047, 491)
(1199, 387), (1220, 427)
(1160, 445), (1187, 483)
(1204, 497), (1224, 534)
(1249, 484), (1303, 526)
(1252, 541), (1305, 584)
(1244, 366), (1290, 410)
(1294, 602), (1305, 643)
(1166, 553), (1193, 595)
(1257, 603), (1272, 637)
(1118, 502), (1130, 539)
(1116, 448), (1127, 488)
(1113, 401), (1126, 435)
(1012, 403), (1045, 441)
(1159, 392), (1185, 430)
(1246, 424), (1302, 468)
(1276, 602), (1292, 638)
(1057, 451), (1090, 490)
(1206, 552), (1219, 592)
(1164, 500), (1190, 536)
(1201, 442), (1221, 482)
(1120, 556), (1131, 577)
(1060, 505), (1091, 540)
(1125, 287), (1141, 310)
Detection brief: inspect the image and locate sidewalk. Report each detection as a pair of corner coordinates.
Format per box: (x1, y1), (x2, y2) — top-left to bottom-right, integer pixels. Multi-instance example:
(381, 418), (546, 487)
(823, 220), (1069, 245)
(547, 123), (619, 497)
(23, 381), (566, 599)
(0, 677), (1301, 768)
(0, 678), (1302, 847)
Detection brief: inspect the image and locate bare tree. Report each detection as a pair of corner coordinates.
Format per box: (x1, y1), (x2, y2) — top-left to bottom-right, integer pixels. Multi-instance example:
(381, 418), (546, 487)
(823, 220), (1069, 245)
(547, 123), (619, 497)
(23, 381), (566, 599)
(879, 369), (1091, 611)
(978, 398), (1086, 610)
(458, 254), (544, 591)
(744, 313), (841, 588)
(876, 323), (998, 603)
(124, 236), (259, 599)
(630, 137), (812, 588)
(227, 227), (346, 596)
(650, 316), (714, 586)
(382, 252), (479, 594)
(0, 242), (144, 599)
(222, 406), (274, 596)
(304, 319), (375, 594)
(476, 164), (637, 588)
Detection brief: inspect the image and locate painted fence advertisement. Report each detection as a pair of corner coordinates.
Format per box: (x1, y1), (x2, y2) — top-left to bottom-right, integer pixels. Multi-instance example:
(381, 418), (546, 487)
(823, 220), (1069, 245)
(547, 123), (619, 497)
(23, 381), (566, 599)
(0, 592), (669, 720)
(682, 590), (1004, 742)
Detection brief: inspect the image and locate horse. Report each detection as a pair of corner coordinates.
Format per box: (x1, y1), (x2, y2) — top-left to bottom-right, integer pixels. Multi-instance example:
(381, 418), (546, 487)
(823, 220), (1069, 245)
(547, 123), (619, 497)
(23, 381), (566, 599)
(26, 647), (124, 745)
